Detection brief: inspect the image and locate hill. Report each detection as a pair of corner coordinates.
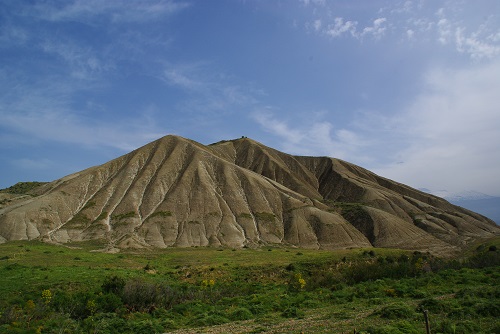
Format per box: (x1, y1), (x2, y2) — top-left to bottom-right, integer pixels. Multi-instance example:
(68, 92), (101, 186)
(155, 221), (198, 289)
(0, 135), (498, 255)
(449, 197), (500, 225)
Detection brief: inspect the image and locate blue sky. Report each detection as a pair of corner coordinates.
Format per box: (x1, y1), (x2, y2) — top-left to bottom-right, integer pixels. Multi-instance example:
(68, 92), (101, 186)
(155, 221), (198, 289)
(1, 0), (500, 196)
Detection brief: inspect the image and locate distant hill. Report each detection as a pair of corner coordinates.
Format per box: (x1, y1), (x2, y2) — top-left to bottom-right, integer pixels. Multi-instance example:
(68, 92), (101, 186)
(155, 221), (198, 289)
(0, 135), (498, 255)
(0, 181), (47, 195)
(449, 197), (500, 225)
(420, 189), (500, 225)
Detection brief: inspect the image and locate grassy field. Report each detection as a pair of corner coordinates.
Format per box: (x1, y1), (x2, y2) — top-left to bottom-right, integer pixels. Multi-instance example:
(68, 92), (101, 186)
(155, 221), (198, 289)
(0, 239), (499, 333)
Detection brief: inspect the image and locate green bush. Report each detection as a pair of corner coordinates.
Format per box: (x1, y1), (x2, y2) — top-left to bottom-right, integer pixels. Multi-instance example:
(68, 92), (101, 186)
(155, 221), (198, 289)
(52, 291), (95, 319)
(474, 300), (500, 317)
(189, 311), (229, 327)
(96, 293), (123, 313)
(1, 181), (47, 194)
(36, 312), (79, 333)
(82, 313), (127, 334)
(418, 297), (447, 314)
(101, 275), (126, 295)
(454, 320), (481, 333)
(281, 305), (305, 318)
(128, 319), (164, 334)
(375, 303), (415, 319)
(228, 307), (253, 320)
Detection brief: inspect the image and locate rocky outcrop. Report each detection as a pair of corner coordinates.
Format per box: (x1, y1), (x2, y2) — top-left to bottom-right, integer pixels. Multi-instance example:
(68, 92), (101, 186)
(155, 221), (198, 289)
(0, 135), (498, 254)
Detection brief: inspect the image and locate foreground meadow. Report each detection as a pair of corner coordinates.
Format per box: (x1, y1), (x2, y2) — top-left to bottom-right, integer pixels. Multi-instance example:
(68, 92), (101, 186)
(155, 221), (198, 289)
(0, 239), (498, 333)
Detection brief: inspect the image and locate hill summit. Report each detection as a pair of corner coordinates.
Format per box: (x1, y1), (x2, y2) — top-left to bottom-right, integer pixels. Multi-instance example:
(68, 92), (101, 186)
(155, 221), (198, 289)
(1, 135), (498, 255)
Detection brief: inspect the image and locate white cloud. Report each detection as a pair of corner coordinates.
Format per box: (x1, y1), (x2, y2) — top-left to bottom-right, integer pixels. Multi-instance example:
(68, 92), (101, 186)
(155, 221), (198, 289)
(303, 1), (500, 59)
(300, 0), (325, 7)
(318, 16), (388, 40)
(361, 18), (387, 39)
(406, 29), (415, 39)
(251, 109), (370, 162)
(389, 0), (413, 14)
(253, 59), (500, 196)
(455, 27), (500, 60)
(313, 19), (322, 32)
(374, 60), (500, 195)
(325, 17), (357, 38)
(437, 18), (452, 44)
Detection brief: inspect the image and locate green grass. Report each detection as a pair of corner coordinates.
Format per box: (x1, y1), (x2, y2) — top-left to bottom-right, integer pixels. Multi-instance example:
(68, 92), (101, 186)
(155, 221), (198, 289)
(0, 239), (498, 333)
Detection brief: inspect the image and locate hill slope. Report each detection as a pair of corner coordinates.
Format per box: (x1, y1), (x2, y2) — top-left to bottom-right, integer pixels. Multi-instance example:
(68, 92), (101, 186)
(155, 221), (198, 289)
(0, 135), (498, 254)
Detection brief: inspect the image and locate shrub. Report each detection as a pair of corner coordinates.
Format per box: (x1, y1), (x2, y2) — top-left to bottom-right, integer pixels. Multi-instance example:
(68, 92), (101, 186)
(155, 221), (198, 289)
(228, 307), (253, 320)
(122, 280), (158, 311)
(281, 306), (304, 318)
(474, 300), (500, 317)
(51, 291), (94, 319)
(128, 319), (164, 334)
(433, 319), (461, 334)
(376, 303), (415, 319)
(96, 293), (123, 313)
(189, 311), (229, 327)
(418, 297), (446, 314)
(36, 312), (79, 334)
(454, 320), (481, 333)
(101, 275), (126, 295)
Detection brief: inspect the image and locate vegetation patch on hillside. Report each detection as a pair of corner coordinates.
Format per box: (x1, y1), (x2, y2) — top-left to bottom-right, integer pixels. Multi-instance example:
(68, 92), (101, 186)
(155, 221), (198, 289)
(0, 181), (47, 195)
(148, 211), (172, 219)
(66, 212), (91, 228)
(111, 212), (137, 221)
(254, 212), (276, 222)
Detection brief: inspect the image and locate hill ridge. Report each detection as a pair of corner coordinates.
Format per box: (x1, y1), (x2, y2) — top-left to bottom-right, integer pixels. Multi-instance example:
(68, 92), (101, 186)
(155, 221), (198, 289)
(1, 135), (498, 254)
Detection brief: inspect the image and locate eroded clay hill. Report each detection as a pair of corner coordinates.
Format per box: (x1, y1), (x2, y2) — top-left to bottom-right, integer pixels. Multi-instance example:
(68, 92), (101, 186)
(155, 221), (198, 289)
(1, 135), (498, 254)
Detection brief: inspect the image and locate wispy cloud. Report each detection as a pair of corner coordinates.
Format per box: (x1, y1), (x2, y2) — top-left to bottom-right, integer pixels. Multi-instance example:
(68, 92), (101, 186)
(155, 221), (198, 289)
(374, 60), (500, 195)
(31, 0), (190, 23)
(303, 1), (500, 59)
(0, 1), (192, 153)
(252, 109), (370, 162)
(0, 24), (29, 47)
(0, 75), (165, 152)
(455, 27), (500, 60)
(300, 0), (326, 7)
(322, 17), (387, 40)
(10, 158), (55, 171)
(162, 62), (260, 116)
(40, 39), (109, 80)
(252, 58), (500, 195)
(325, 18), (358, 38)
(163, 63), (208, 92)
(361, 17), (387, 39)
